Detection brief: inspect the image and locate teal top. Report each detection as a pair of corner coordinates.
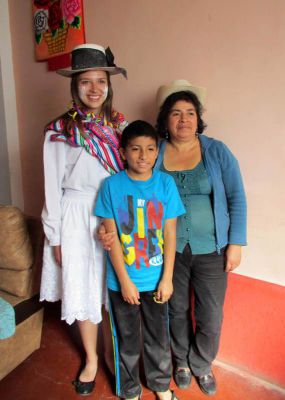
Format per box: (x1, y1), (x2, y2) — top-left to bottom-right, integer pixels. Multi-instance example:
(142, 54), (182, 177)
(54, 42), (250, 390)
(161, 160), (216, 254)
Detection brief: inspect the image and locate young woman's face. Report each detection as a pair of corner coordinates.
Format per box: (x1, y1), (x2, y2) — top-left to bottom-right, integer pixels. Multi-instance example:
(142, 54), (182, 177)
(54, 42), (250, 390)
(77, 70), (108, 113)
(167, 100), (198, 142)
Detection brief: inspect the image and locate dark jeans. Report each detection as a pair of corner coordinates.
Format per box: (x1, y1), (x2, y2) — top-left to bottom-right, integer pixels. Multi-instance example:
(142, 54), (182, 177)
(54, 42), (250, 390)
(109, 290), (172, 398)
(168, 244), (228, 376)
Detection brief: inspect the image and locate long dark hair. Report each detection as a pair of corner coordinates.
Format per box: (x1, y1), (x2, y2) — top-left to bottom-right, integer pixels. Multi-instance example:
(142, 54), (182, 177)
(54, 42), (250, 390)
(156, 91), (207, 138)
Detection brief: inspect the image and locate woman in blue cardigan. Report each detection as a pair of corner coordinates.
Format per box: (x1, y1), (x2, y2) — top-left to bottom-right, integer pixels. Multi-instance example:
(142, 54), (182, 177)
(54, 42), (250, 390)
(155, 79), (247, 396)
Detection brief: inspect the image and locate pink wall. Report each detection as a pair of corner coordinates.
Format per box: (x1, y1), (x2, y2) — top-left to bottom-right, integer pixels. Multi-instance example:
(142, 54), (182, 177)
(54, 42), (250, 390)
(7, 0), (285, 385)
(8, 0), (285, 284)
(9, 1), (70, 216)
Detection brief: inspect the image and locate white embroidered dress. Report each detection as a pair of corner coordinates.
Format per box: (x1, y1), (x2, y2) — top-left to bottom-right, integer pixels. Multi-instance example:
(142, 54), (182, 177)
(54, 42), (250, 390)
(40, 130), (109, 325)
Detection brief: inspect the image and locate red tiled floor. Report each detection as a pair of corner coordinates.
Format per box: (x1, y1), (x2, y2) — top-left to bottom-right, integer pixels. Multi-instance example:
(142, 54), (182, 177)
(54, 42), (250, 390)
(0, 303), (284, 400)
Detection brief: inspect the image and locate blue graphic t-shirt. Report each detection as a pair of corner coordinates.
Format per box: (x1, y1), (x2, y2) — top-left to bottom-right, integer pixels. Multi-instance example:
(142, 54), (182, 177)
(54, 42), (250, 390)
(95, 170), (185, 292)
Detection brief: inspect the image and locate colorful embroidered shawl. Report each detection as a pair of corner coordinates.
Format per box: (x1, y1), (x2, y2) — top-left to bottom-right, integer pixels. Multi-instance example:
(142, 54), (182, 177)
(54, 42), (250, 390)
(47, 107), (127, 175)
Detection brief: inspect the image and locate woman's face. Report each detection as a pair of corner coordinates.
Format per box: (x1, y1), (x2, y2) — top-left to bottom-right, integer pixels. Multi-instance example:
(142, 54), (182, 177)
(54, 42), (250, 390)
(166, 100), (198, 142)
(77, 70), (108, 113)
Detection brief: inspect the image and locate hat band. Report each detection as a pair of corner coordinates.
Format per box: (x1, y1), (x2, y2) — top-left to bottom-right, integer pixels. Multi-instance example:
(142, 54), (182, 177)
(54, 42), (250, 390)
(72, 48), (108, 70)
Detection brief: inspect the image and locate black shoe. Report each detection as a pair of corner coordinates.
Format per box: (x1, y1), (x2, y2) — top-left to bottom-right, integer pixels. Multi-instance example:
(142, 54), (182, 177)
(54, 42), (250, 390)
(174, 368), (192, 389)
(73, 379), (95, 396)
(196, 372), (216, 396)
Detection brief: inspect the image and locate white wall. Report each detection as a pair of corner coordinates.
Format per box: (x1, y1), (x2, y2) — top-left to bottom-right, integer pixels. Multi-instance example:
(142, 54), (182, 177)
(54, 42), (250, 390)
(0, 60), (11, 205)
(0, 0), (23, 209)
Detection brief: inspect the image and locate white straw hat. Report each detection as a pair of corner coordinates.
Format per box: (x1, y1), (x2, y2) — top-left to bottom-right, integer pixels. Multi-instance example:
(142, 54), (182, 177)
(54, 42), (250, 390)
(157, 79), (206, 108)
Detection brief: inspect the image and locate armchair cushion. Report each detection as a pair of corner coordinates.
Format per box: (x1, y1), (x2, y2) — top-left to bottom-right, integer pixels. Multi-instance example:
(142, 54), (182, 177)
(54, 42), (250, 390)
(0, 269), (33, 297)
(0, 205), (33, 271)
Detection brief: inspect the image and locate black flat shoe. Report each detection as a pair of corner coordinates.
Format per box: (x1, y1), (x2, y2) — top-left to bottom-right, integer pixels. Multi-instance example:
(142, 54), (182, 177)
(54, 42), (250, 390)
(196, 371), (216, 396)
(73, 379), (95, 396)
(174, 367), (192, 389)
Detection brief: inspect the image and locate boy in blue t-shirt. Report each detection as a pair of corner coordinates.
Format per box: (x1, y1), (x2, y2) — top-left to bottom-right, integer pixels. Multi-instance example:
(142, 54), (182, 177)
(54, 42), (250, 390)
(95, 120), (185, 400)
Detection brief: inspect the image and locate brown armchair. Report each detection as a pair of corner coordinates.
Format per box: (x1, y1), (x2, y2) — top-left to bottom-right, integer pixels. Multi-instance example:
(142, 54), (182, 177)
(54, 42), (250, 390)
(0, 206), (44, 380)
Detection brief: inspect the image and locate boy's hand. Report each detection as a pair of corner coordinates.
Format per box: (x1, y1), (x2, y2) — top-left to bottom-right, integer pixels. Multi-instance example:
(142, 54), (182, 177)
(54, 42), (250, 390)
(121, 281), (140, 305)
(97, 223), (115, 250)
(156, 279), (173, 303)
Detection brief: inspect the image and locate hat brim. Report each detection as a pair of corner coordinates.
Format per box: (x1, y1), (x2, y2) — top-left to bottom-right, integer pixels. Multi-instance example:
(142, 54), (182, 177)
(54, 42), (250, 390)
(56, 66), (127, 78)
(157, 84), (206, 108)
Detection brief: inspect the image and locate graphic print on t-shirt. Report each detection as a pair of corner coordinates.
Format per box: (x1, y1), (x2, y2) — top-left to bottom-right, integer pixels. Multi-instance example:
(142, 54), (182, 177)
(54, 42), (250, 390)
(94, 169), (185, 291)
(119, 195), (164, 270)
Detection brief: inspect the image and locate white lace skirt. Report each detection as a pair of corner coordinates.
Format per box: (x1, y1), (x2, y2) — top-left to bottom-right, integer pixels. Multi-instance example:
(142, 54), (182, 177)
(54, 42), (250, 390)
(40, 191), (106, 325)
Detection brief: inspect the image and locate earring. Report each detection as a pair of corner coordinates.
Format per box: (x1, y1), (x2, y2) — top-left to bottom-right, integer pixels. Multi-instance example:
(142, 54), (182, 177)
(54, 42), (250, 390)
(165, 130), (169, 139)
(195, 131), (199, 138)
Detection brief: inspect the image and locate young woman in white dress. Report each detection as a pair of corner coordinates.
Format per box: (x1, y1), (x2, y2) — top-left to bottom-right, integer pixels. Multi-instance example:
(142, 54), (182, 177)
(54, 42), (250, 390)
(40, 43), (127, 396)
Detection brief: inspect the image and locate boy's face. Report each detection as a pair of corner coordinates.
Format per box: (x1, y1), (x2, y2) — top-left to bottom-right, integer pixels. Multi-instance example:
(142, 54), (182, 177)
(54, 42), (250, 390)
(120, 136), (159, 180)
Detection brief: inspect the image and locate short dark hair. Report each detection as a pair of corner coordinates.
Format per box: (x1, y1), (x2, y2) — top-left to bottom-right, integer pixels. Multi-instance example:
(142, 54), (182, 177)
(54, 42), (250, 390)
(121, 120), (159, 148)
(156, 91), (207, 138)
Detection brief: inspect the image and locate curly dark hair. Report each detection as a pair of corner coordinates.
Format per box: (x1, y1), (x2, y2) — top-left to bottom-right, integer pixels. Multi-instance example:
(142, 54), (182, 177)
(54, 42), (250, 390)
(156, 91), (207, 138)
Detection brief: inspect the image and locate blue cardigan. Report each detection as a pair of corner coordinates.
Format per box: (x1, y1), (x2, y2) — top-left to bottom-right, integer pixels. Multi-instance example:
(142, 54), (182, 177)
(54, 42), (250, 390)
(155, 135), (247, 252)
